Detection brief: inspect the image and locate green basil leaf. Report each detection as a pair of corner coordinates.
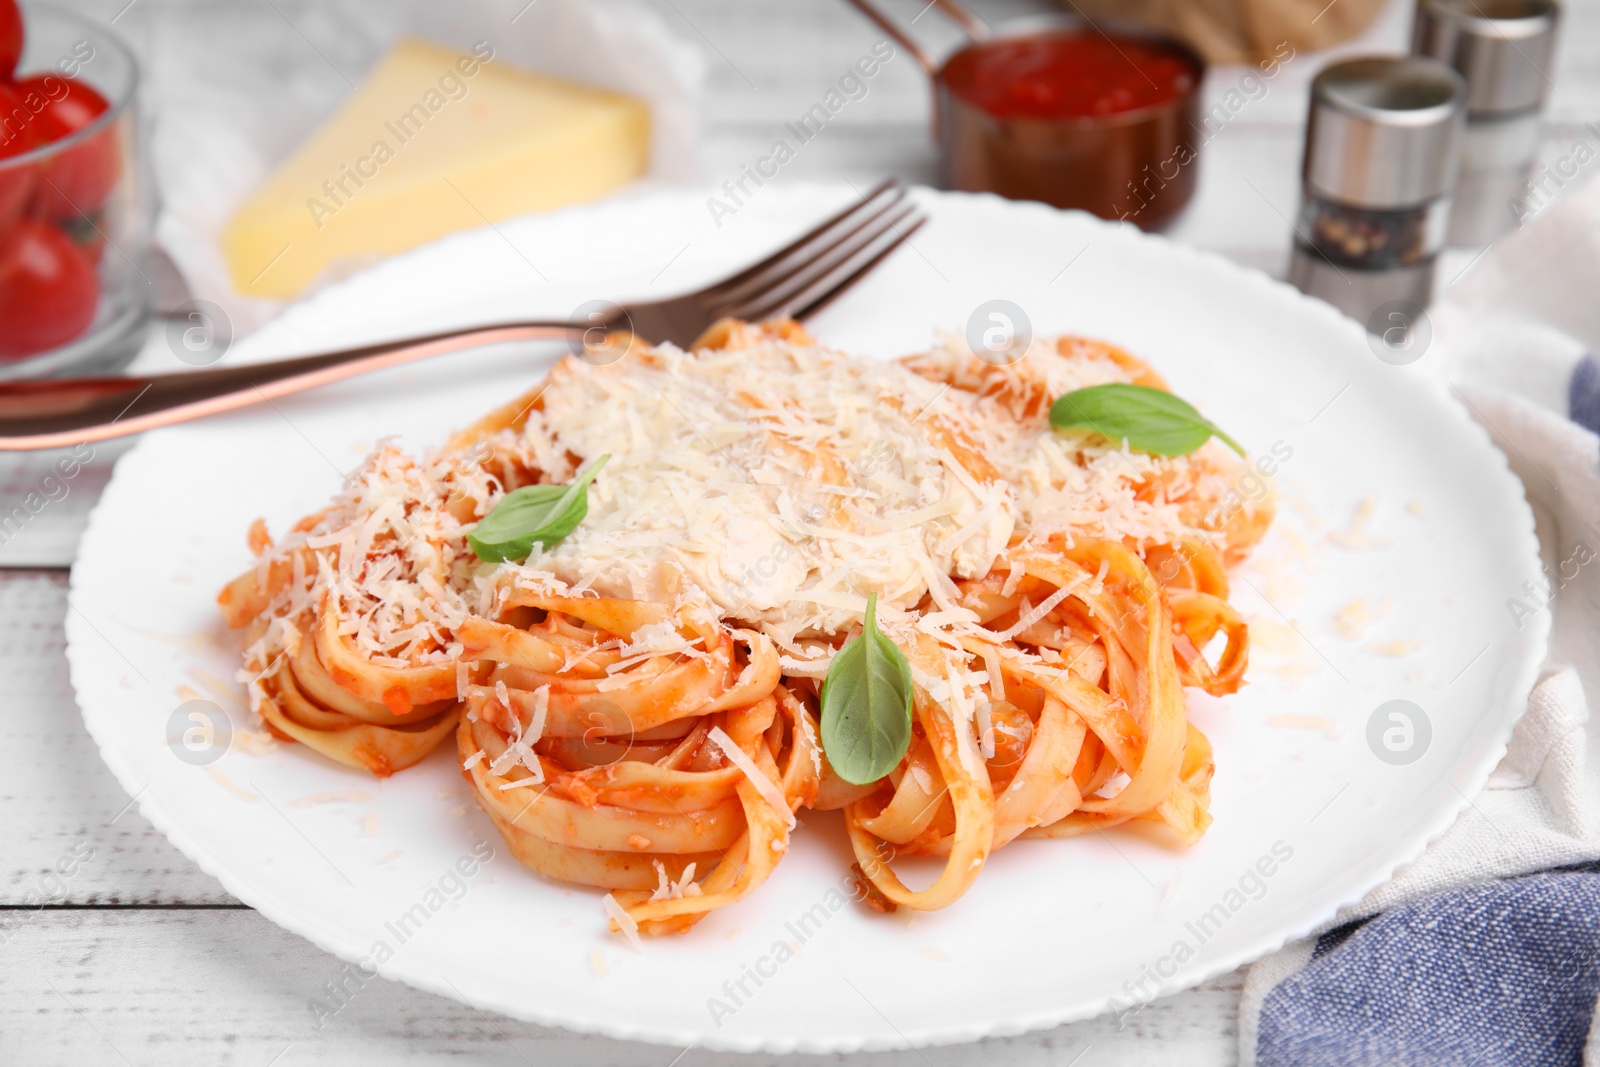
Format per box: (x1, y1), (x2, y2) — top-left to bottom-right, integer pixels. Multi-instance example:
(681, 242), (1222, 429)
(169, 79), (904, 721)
(468, 454), (610, 563)
(1048, 383), (1245, 458)
(819, 592), (914, 785)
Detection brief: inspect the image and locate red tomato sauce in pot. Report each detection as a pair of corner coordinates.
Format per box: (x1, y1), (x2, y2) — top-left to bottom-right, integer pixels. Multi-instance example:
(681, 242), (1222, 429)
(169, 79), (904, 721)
(943, 31), (1198, 120)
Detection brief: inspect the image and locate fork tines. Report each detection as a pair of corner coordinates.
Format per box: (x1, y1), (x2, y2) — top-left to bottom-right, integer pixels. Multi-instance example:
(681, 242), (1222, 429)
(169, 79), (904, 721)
(704, 179), (927, 326)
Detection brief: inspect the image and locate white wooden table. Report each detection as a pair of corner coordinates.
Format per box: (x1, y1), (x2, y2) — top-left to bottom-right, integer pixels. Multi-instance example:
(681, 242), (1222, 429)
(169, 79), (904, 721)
(2, 0), (1596, 1062)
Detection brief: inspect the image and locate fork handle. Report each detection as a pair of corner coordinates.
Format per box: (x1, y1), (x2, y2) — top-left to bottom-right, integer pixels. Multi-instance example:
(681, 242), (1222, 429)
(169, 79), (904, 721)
(0, 321), (579, 451)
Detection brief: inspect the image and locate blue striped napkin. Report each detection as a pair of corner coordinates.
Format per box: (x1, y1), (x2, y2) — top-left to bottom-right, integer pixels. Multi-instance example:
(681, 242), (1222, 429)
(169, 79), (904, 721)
(1241, 176), (1600, 1066)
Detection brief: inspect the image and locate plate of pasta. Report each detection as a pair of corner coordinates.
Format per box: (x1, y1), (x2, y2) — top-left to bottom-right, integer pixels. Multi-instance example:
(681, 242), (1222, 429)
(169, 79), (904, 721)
(66, 185), (1545, 1052)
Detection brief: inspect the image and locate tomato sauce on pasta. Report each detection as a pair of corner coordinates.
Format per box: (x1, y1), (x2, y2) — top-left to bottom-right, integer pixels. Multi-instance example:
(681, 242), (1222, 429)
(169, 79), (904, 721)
(218, 319), (1270, 938)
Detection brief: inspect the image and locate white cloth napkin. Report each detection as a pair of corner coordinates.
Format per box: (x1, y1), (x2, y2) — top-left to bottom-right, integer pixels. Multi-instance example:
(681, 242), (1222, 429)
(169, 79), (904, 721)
(1239, 174), (1600, 1061)
(142, 0), (704, 337)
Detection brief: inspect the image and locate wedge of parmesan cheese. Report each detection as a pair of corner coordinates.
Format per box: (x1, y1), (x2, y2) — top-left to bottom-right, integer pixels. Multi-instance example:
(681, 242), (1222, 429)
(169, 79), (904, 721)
(222, 38), (649, 298)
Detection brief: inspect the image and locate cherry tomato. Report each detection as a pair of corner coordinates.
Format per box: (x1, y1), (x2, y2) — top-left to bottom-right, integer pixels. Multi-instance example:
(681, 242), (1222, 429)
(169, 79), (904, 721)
(14, 74), (120, 220)
(0, 0), (21, 81)
(0, 218), (100, 360)
(0, 82), (38, 232)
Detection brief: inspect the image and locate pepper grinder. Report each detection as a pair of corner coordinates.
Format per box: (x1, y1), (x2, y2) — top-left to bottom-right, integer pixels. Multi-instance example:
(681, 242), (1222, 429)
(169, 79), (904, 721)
(1288, 56), (1466, 326)
(1412, 0), (1561, 245)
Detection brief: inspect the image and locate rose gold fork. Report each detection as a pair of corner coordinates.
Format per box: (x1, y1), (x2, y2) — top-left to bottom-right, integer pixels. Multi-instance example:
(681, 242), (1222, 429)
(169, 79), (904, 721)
(0, 180), (926, 451)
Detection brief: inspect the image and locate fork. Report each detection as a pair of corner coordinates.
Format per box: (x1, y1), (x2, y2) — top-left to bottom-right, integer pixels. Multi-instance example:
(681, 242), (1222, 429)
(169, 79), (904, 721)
(0, 180), (927, 451)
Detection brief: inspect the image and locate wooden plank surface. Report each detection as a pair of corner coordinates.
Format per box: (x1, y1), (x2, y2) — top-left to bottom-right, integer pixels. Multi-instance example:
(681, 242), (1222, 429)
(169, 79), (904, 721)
(2, 0), (1597, 1062)
(0, 911), (1244, 1065)
(0, 573), (236, 907)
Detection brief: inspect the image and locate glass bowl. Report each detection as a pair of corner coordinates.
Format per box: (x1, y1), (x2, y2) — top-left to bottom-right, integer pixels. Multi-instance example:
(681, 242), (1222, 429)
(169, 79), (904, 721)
(0, 4), (148, 379)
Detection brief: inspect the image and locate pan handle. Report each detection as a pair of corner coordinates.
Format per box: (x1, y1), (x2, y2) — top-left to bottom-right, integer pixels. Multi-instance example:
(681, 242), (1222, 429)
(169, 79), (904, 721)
(841, 0), (933, 74)
(838, 0), (987, 74)
(928, 0), (989, 43)
(839, 0), (988, 132)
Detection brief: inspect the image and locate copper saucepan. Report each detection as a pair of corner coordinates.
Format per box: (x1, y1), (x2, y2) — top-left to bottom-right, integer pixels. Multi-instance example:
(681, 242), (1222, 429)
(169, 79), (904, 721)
(843, 0), (1207, 229)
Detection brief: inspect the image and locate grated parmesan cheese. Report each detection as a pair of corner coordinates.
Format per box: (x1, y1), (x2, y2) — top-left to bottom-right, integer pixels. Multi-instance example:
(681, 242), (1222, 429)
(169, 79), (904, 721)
(648, 860), (703, 902)
(708, 726), (796, 831)
(235, 331), (1255, 755)
(994, 583), (1077, 642)
(798, 707), (823, 777)
(975, 701), (996, 760)
(488, 687), (546, 786)
(526, 685), (549, 746)
(509, 339), (1019, 639)
(601, 893), (642, 949)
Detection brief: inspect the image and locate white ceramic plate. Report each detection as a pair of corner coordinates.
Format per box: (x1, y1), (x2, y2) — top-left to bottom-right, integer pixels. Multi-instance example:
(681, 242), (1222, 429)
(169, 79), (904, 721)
(67, 186), (1546, 1054)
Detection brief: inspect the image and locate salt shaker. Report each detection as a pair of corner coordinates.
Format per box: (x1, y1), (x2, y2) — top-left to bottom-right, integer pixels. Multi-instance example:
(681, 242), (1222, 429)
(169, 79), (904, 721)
(1412, 0), (1561, 245)
(1288, 57), (1466, 327)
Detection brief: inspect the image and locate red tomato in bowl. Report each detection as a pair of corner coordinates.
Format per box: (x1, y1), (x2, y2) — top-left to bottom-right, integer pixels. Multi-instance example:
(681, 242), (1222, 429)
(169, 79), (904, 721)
(0, 82), (38, 231)
(0, 218), (100, 359)
(0, 0), (21, 80)
(15, 74), (121, 220)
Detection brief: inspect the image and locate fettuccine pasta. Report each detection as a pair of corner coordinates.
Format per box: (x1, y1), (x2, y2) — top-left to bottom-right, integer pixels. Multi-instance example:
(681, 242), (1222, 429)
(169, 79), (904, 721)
(219, 319), (1271, 937)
